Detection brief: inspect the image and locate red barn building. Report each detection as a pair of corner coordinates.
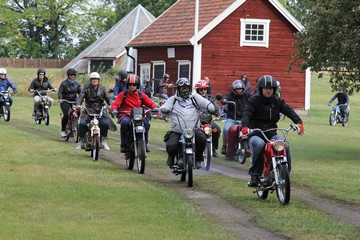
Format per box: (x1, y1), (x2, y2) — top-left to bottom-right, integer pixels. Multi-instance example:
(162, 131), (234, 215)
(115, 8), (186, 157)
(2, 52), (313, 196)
(127, 0), (310, 110)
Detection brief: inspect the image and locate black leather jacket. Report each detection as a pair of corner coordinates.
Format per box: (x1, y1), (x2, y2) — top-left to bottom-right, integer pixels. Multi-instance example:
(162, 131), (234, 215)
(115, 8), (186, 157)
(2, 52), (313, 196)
(76, 83), (111, 115)
(28, 77), (55, 96)
(58, 79), (82, 101)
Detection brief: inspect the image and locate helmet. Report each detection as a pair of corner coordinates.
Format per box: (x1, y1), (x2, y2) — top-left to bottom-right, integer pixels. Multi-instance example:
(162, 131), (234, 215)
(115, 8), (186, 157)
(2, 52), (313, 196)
(37, 68), (46, 76)
(176, 77), (191, 99)
(195, 80), (209, 93)
(257, 75), (277, 96)
(241, 74), (248, 81)
(232, 80), (245, 90)
(89, 72), (100, 79)
(118, 70), (127, 79)
(126, 74), (140, 89)
(163, 74), (170, 81)
(144, 79), (150, 83)
(67, 68), (77, 77)
(0, 68), (7, 75)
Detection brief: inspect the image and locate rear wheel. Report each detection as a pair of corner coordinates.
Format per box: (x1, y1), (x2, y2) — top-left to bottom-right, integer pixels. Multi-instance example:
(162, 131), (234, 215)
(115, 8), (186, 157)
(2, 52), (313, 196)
(92, 135), (100, 161)
(3, 105), (10, 122)
(44, 109), (50, 125)
(342, 114), (349, 127)
(187, 154), (193, 187)
(276, 163), (291, 205)
(136, 139), (146, 174)
(203, 142), (212, 171)
(329, 112), (336, 126)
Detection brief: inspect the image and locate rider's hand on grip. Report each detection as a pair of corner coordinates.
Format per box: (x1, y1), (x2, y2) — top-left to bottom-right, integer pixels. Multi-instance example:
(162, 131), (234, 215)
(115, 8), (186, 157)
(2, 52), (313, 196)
(152, 107), (159, 112)
(327, 102), (331, 106)
(241, 127), (249, 135)
(295, 123), (304, 135)
(111, 110), (118, 118)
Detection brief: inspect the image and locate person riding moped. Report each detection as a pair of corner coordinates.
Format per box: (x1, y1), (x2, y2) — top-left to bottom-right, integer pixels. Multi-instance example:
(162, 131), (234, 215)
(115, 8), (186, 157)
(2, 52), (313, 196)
(240, 75), (304, 187)
(28, 68), (56, 118)
(76, 72), (111, 150)
(220, 80), (251, 156)
(58, 68), (82, 138)
(327, 86), (349, 121)
(195, 79), (221, 157)
(111, 74), (158, 153)
(160, 77), (216, 169)
(0, 68), (17, 107)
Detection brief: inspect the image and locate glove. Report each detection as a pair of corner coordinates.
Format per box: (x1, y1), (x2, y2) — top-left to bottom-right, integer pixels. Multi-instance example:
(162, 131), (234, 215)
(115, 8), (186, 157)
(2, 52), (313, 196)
(241, 127), (249, 135)
(327, 102), (331, 106)
(152, 107), (159, 112)
(13, 89), (17, 94)
(296, 123), (304, 135)
(111, 110), (118, 118)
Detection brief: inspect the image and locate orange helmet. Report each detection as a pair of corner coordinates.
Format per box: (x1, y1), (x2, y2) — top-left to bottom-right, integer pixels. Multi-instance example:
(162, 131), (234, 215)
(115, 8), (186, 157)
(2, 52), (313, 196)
(126, 74), (140, 89)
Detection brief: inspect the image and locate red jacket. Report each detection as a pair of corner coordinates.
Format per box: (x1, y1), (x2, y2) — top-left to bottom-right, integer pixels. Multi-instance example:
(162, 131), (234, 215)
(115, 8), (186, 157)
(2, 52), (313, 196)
(111, 90), (157, 117)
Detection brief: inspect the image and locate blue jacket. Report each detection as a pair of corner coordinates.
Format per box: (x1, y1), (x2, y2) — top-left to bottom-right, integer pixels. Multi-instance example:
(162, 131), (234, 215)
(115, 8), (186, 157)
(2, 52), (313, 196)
(0, 77), (17, 93)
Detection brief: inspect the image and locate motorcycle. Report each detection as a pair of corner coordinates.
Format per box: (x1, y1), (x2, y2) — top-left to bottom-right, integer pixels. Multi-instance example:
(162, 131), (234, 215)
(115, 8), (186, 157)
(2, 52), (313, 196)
(218, 95), (251, 163)
(115, 108), (156, 174)
(247, 125), (300, 205)
(329, 104), (349, 127)
(0, 90), (13, 122)
(200, 113), (224, 171)
(32, 89), (56, 125)
(61, 100), (80, 142)
(81, 106), (107, 161)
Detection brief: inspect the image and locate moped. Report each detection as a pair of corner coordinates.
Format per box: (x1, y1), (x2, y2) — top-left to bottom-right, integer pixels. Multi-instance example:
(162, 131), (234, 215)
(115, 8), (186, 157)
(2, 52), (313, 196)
(329, 104), (349, 127)
(32, 89), (56, 125)
(0, 90), (13, 122)
(247, 125), (301, 205)
(61, 99), (80, 142)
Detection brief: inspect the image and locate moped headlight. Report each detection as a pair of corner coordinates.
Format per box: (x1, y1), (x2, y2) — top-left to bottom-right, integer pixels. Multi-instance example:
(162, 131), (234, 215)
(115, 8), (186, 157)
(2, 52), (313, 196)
(133, 114), (143, 121)
(273, 140), (285, 151)
(204, 126), (211, 135)
(184, 129), (194, 139)
(93, 118), (99, 125)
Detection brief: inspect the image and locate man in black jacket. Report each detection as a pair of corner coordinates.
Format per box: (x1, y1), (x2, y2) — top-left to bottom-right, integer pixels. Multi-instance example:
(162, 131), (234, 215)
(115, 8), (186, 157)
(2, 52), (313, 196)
(241, 75), (304, 187)
(58, 68), (82, 137)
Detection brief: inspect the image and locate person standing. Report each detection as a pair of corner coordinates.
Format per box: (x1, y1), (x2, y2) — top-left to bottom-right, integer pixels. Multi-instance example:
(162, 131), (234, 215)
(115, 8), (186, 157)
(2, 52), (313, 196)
(142, 79), (153, 98)
(28, 68), (56, 117)
(113, 70), (127, 99)
(158, 74), (172, 100)
(241, 74), (251, 94)
(0, 68), (17, 107)
(76, 72), (111, 150)
(204, 76), (212, 95)
(58, 68), (82, 137)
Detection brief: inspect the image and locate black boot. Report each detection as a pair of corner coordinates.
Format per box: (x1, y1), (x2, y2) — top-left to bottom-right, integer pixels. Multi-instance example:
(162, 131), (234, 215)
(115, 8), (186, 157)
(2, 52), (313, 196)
(221, 145), (226, 154)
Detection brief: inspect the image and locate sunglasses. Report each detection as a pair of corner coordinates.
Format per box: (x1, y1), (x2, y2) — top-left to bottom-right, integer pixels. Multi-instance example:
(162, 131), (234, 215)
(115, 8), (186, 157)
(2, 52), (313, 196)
(128, 83), (137, 87)
(90, 78), (99, 80)
(198, 88), (207, 91)
(69, 74), (76, 76)
(235, 88), (243, 91)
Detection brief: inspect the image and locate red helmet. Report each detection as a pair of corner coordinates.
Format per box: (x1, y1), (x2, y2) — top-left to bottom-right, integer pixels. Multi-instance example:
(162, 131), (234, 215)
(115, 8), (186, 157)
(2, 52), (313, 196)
(195, 80), (209, 89)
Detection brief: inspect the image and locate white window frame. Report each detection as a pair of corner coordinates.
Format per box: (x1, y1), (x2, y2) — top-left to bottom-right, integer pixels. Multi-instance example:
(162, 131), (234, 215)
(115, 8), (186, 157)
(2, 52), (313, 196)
(240, 18), (270, 48)
(139, 63), (150, 86)
(177, 60), (191, 80)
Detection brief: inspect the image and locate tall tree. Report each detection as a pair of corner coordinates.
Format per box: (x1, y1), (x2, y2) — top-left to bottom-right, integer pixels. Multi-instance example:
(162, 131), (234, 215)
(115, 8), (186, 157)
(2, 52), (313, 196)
(293, 0), (360, 94)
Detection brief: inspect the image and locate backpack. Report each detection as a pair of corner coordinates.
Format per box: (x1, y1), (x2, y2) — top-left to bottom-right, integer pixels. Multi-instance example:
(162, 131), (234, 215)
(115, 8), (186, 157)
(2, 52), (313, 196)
(172, 95), (199, 110)
(118, 90), (143, 110)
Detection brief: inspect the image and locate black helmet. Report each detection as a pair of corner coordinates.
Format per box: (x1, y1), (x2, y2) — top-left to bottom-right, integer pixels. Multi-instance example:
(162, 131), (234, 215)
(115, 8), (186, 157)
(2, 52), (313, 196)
(241, 74), (248, 81)
(176, 77), (191, 99)
(118, 70), (127, 79)
(163, 74), (170, 81)
(257, 75), (277, 96)
(126, 74), (140, 89)
(67, 68), (77, 77)
(37, 68), (46, 76)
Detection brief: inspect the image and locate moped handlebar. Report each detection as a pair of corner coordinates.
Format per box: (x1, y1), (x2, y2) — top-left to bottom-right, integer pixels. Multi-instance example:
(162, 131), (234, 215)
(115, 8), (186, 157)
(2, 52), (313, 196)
(247, 125), (299, 142)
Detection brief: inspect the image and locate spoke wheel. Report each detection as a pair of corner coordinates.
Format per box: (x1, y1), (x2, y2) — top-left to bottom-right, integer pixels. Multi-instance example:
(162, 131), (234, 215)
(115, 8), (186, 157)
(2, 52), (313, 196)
(3, 105), (10, 122)
(276, 163), (291, 205)
(342, 114), (349, 127)
(44, 109), (50, 125)
(92, 135), (100, 161)
(136, 139), (146, 174)
(187, 154), (193, 187)
(237, 140), (248, 164)
(72, 120), (79, 142)
(203, 142), (211, 171)
(126, 143), (135, 170)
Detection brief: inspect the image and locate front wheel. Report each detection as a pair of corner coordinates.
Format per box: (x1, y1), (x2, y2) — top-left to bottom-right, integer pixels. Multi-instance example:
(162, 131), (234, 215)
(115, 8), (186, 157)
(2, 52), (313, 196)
(72, 120), (79, 142)
(342, 114), (349, 127)
(276, 163), (291, 205)
(126, 143), (135, 170)
(186, 154), (193, 187)
(237, 140), (248, 164)
(92, 135), (100, 161)
(44, 108), (50, 126)
(3, 105), (10, 122)
(203, 142), (212, 171)
(136, 139), (146, 174)
(329, 112), (336, 126)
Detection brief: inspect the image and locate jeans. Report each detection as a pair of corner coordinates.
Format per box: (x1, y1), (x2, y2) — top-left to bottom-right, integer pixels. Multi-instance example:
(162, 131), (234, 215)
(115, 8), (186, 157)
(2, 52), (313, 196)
(223, 118), (237, 135)
(248, 135), (291, 176)
(119, 116), (150, 145)
(211, 122), (221, 149)
(158, 93), (169, 100)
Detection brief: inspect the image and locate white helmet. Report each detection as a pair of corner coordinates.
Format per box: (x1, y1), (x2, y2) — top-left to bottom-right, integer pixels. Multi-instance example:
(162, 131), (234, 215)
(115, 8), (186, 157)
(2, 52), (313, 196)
(0, 68), (7, 75)
(89, 72), (100, 79)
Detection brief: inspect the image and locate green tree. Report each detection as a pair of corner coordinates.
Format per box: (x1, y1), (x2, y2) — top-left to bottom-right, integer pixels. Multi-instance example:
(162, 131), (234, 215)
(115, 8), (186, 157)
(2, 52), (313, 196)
(293, 0), (360, 94)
